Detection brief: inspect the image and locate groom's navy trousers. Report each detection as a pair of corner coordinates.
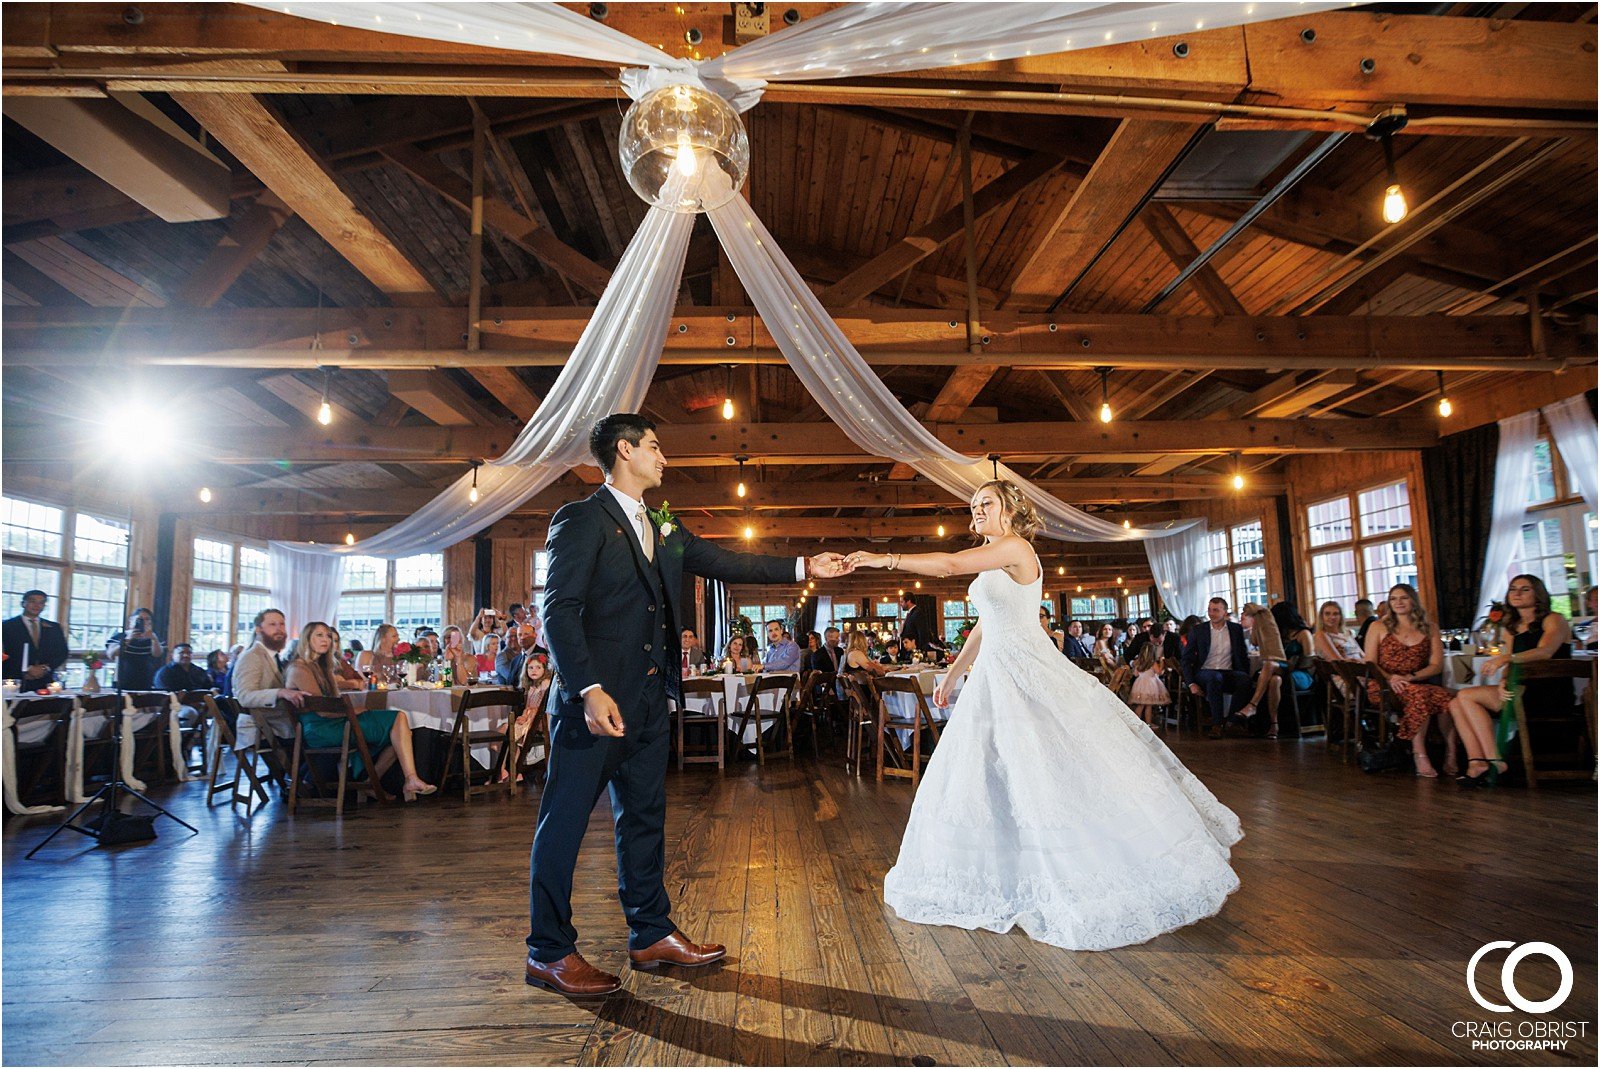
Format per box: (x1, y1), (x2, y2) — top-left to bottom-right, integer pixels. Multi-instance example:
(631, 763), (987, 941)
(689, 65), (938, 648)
(527, 673), (674, 962)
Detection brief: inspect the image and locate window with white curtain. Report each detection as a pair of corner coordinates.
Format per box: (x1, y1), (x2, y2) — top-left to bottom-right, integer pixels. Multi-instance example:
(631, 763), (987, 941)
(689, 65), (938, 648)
(337, 553), (446, 642)
(1205, 518), (1265, 610)
(2, 495), (132, 687)
(189, 534), (271, 652)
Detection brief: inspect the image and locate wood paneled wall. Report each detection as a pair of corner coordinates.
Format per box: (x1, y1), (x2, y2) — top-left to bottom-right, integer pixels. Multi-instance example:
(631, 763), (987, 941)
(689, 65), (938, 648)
(490, 537), (538, 618)
(445, 541), (476, 629)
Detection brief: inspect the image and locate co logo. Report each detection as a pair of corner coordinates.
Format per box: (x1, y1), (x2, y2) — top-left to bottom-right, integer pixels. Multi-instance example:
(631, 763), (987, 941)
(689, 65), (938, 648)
(1467, 942), (1573, 1014)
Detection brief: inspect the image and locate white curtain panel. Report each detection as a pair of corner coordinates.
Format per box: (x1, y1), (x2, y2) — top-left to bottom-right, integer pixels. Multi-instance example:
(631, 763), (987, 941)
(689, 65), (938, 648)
(1476, 411), (1540, 619)
(1143, 520), (1212, 621)
(706, 184), (1190, 542)
(1542, 396), (1598, 511)
(268, 542), (347, 635)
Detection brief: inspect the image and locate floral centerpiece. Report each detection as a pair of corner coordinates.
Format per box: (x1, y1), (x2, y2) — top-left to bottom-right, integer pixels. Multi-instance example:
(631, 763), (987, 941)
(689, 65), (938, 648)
(950, 620), (976, 654)
(81, 651), (106, 694)
(1476, 600), (1508, 653)
(390, 640), (431, 685)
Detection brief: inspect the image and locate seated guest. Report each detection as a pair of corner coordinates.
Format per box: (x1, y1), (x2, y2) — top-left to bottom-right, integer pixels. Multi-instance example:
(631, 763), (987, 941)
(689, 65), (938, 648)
(1092, 624), (1119, 672)
(1062, 619), (1092, 659)
(1272, 601), (1316, 722)
(722, 634), (754, 673)
(155, 644), (213, 692)
(1038, 606), (1063, 651)
(440, 624), (477, 683)
(1313, 601), (1364, 699)
(843, 631), (891, 677)
(328, 629), (366, 689)
(284, 621), (435, 799)
(1571, 584), (1598, 650)
(896, 637), (921, 665)
(507, 652), (554, 784)
(496, 624), (539, 685)
(681, 628), (710, 672)
(1364, 583), (1457, 779)
(507, 602), (530, 629)
(806, 628), (844, 675)
(1449, 575), (1573, 787)
(1355, 598), (1382, 650)
(762, 620), (802, 672)
(469, 607), (507, 648)
(3, 589), (69, 688)
(356, 624), (398, 680)
(205, 649), (230, 691)
(107, 608), (164, 691)
(1180, 598), (1253, 740)
(234, 609), (311, 739)
(1238, 603), (1286, 738)
(1123, 617), (1156, 665)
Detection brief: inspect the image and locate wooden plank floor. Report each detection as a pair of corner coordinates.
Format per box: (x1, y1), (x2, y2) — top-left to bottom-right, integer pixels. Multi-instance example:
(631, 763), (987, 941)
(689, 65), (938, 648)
(3, 738), (1595, 1066)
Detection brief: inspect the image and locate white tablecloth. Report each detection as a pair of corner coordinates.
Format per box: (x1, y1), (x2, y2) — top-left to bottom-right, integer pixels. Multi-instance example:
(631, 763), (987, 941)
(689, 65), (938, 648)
(882, 668), (965, 745)
(3, 692), (190, 814)
(674, 672), (795, 745)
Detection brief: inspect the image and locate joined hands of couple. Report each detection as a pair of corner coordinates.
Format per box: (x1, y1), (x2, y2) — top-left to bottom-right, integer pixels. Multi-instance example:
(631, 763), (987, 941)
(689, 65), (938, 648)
(806, 551), (896, 578)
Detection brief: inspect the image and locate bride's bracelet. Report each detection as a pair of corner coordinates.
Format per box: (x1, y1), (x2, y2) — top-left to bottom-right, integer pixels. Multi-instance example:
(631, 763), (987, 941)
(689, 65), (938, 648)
(888, 553), (900, 570)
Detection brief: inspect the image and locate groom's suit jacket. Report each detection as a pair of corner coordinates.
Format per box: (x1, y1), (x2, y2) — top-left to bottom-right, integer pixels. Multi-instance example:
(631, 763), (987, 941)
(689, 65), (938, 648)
(542, 488), (798, 719)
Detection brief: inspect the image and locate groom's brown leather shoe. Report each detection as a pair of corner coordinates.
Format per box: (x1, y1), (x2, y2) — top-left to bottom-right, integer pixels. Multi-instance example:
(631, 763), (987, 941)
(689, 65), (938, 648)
(525, 952), (622, 996)
(628, 930), (726, 969)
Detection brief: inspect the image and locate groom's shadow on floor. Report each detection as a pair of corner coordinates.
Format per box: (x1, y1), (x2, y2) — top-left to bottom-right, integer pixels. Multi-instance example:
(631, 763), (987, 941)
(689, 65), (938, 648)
(558, 957), (1384, 1066)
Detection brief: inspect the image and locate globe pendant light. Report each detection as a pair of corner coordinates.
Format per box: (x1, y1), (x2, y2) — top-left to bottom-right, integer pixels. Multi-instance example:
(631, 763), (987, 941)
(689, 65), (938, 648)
(619, 84), (749, 213)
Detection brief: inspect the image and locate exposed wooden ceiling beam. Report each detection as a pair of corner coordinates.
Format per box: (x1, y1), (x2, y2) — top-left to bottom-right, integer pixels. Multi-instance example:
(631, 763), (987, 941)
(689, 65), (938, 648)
(1139, 203), (1248, 315)
(171, 91), (442, 305)
(2, 93), (232, 222)
(11, 307), (1583, 370)
(167, 473), (1286, 515)
(386, 369), (499, 427)
(1, 249), (89, 306)
(2, 416), (1440, 465)
(169, 191), (291, 307)
(7, 236), (165, 306)
(819, 153), (1062, 307)
(1004, 120), (1201, 311)
(380, 142), (610, 297)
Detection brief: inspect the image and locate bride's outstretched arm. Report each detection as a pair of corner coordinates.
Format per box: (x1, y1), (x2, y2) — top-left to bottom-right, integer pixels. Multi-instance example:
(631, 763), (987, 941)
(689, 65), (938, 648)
(936, 621), (982, 708)
(844, 537), (1032, 579)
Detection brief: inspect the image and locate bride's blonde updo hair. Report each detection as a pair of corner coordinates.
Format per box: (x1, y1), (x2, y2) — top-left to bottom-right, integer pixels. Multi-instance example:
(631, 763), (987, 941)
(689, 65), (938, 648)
(971, 479), (1042, 542)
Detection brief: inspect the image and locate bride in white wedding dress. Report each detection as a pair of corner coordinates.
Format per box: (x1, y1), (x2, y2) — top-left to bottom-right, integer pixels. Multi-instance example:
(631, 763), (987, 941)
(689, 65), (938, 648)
(844, 480), (1242, 952)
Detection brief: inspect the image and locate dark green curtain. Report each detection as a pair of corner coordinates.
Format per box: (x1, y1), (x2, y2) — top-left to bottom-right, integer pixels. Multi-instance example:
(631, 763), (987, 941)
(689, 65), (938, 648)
(1422, 420), (1499, 629)
(1274, 496), (1298, 611)
(795, 596), (820, 639)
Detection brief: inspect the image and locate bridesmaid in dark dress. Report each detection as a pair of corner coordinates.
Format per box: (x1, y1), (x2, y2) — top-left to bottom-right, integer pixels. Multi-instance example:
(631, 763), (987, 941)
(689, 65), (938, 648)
(1363, 583), (1458, 778)
(1448, 574), (1573, 788)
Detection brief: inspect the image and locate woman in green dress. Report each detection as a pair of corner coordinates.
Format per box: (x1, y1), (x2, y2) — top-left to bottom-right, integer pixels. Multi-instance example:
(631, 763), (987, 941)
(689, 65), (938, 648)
(284, 621), (436, 799)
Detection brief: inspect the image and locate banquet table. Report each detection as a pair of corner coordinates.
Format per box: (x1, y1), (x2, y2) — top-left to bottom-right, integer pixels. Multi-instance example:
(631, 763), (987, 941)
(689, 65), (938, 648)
(3, 691), (191, 815)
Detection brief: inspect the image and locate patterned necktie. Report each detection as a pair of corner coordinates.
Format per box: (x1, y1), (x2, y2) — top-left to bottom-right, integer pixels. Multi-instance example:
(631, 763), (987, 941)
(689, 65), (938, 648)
(636, 505), (655, 562)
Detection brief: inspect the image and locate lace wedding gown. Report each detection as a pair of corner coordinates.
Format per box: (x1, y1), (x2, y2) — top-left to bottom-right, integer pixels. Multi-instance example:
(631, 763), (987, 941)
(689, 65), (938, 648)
(883, 558), (1243, 951)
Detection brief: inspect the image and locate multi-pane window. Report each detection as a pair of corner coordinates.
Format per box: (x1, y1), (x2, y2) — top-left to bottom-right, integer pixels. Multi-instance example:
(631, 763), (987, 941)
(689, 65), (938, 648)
(337, 554), (446, 644)
(1502, 437), (1594, 618)
(1207, 519), (1266, 610)
(1304, 480), (1417, 615)
(2, 495), (132, 687)
(188, 534), (272, 653)
(1068, 596), (1118, 620)
(1126, 593), (1152, 619)
(942, 598), (977, 642)
(734, 603), (790, 630)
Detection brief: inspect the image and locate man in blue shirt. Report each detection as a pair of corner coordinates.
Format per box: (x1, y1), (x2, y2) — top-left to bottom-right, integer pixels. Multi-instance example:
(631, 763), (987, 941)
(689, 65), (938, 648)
(761, 619), (801, 671)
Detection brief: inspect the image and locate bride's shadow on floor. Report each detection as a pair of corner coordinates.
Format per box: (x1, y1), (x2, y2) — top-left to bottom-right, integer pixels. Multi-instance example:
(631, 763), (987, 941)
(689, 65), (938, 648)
(565, 957), (1396, 1066)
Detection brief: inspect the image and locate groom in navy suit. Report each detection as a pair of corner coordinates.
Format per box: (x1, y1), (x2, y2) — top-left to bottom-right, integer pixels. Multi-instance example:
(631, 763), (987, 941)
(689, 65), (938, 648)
(526, 414), (849, 996)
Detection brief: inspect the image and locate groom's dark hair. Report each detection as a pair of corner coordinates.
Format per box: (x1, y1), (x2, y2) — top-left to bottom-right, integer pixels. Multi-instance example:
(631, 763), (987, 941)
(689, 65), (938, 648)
(590, 413), (657, 473)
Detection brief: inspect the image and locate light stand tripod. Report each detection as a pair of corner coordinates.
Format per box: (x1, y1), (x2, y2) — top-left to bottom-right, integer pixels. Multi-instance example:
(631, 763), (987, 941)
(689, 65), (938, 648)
(26, 690), (198, 859)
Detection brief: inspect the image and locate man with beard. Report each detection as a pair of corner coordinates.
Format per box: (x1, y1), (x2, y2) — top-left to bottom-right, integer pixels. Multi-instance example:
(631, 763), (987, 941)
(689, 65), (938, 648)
(233, 608), (310, 719)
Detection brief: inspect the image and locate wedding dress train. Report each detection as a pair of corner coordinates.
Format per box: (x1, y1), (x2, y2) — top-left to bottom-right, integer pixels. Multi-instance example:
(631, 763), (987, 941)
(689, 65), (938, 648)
(883, 559), (1242, 951)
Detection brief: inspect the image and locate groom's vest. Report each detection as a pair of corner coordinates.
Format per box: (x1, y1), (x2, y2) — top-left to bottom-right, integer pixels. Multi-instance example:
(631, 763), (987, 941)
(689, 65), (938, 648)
(640, 547), (673, 682)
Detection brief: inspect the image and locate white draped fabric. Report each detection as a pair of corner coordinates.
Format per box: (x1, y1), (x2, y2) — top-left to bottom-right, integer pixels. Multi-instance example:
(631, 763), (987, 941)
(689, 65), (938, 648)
(268, 542), (346, 634)
(240, 0), (1338, 572)
(1477, 411), (1541, 621)
(1142, 520), (1213, 621)
(1542, 396), (1598, 511)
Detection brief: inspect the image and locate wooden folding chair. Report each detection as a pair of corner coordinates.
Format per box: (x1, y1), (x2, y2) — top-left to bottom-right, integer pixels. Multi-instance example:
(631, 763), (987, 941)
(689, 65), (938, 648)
(1105, 665), (1133, 703)
(732, 673), (798, 767)
(1330, 661), (1373, 763)
(793, 670), (833, 760)
(1160, 664), (1186, 737)
(1511, 659), (1597, 788)
(676, 677), (726, 770)
(287, 695), (390, 814)
(122, 692), (178, 784)
(509, 688), (551, 786)
(870, 675), (942, 787)
(441, 687), (522, 800)
(841, 671), (878, 777)
(6, 697), (73, 808)
(1315, 660), (1352, 749)
(200, 695), (261, 808)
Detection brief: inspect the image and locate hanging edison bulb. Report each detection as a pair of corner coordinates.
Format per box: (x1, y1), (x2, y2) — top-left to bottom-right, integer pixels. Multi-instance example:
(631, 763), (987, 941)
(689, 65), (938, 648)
(722, 396), (735, 420)
(936, 523), (946, 538)
(619, 84), (749, 213)
(1232, 472), (1246, 490)
(317, 398), (333, 425)
(344, 531), (356, 546)
(198, 486), (212, 504)
(742, 524), (754, 540)
(1382, 183), (1408, 224)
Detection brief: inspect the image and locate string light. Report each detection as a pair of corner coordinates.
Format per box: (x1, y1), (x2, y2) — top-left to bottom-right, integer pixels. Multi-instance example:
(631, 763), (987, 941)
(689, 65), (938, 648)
(1231, 452), (1246, 491)
(735, 454), (748, 499)
(1368, 110), (1409, 224)
(722, 365), (735, 420)
(914, 580), (922, 589)
(936, 522), (946, 538)
(1076, 584), (1083, 593)
(1057, 565), (1065, 576)
(1116, 576), (1123, 585)
(742, 524), (754, 540)
(198, 486), (212, 504)
(345, 531), (356, 546)
(468, 460), (481, 504)
(1097, 367), (1113, 423)
(1436, 371), (1453, 418)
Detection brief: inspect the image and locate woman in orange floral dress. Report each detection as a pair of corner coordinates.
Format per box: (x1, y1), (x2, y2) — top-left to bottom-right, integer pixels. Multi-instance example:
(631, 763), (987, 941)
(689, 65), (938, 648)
(1362, 583), (1458, 778)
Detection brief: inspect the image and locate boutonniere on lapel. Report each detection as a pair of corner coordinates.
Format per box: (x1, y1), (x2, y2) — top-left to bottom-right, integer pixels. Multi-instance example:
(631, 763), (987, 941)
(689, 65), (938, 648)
(647, 501), (677, 539)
